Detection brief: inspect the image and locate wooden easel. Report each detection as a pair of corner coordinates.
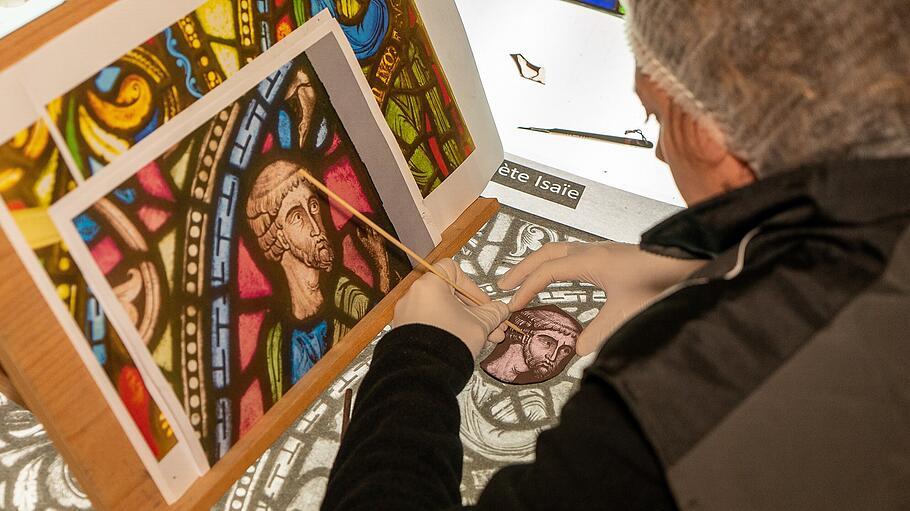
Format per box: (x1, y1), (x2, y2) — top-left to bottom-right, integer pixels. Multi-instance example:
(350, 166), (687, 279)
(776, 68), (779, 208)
(0, 197), (498, 510)
(0, 364), (22, 407)
(0, 6), (500, 508)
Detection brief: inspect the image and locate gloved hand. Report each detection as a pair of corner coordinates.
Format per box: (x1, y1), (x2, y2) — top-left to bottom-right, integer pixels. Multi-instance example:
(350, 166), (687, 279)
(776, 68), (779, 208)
(392, 259), (512, 358)
(498, 242), (706, 356)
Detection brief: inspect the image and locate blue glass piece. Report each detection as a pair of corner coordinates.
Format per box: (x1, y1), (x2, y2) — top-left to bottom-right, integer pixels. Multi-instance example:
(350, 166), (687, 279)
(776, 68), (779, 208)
(86, 296), (107, 365)
(215, 397), (232, 459)
(231, 100), (267, 169)
(164, 27), (204, 99)
(278, 110), (293, 149)
(74, 213), (101, 243)
(88, 157), (104, 175)
(113, 187), (136, 204)
(134, 109), (160, 143)
(211, 174), (238, 288)
(258, 62), (291, 104)
(260, 21), (272, 51)
(314, 117), (329, 149)
(211, 295), (231, 389)
(574, 0), (621, 11)
(92, 344), (108, 365)
(310, 0), (389, 59)
(291, 321), (328, 384)
(94, 67), (121, 93)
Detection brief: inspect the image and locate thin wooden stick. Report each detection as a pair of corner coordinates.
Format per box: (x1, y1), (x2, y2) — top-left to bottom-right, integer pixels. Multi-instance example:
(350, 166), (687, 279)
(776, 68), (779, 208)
(341, 388), (353, 439)
(297, 170), (524, 335)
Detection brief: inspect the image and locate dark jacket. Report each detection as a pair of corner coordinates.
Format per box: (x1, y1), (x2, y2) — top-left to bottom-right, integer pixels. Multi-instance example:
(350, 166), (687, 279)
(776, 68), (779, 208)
(322, 158), (910, 510)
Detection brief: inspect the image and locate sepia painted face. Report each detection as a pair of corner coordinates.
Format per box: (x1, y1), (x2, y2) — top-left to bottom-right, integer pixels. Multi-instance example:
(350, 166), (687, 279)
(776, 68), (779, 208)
(481, 305), (582, 385)
(523, 328), (576, 378)
(278, 183), (333, 272)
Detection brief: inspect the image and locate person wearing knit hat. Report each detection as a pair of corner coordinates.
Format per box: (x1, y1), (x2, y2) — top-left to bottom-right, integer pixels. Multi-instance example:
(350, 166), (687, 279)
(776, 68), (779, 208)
(323, 2), (910, 510)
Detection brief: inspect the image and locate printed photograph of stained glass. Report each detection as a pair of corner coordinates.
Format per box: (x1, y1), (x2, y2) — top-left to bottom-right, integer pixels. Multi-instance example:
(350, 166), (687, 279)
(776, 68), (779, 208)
(0, 121), (179, 461)
(56, 51), (411, 463)
(49, 0), (474, 197)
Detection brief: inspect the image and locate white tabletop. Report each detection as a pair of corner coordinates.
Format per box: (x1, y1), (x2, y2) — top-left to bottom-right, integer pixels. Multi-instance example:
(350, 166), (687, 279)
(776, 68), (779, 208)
(0, 0), (64, 40)
(455, 0), (684, 207)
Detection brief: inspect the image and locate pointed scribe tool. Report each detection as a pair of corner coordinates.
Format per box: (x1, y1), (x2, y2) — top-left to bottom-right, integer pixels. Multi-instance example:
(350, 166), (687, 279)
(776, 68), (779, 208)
(519, 126), (654, 148)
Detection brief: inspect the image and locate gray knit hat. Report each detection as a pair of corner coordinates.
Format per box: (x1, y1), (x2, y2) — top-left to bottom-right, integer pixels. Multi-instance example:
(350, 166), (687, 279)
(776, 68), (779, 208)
(625, 0), (910, 176)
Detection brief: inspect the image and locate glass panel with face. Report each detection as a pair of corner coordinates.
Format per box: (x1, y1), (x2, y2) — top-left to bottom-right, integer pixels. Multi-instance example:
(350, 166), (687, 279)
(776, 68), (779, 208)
(480, 305), (582, 385)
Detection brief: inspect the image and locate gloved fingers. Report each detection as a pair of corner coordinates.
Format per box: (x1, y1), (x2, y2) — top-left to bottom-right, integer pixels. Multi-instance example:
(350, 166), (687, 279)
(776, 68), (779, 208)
(411, 265), (451, 296)
(507, 254), (594, 311)
(488, 323), (507, 343)
(391, 291), (416, 328)
(432, 259), (491, 306)
(575, 306), (622, 356)
(575, 291), (652, 355)
(498, 242), (574, 291)
(470, 300), (512, 334)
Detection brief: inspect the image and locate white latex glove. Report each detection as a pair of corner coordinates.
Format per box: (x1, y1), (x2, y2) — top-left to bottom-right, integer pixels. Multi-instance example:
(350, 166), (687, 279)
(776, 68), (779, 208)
(498, 242), (706, 356)
(392, 259), (512, 358)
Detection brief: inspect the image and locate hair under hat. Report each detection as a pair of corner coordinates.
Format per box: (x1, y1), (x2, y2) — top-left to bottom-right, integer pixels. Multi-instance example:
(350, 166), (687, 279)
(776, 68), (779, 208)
(625, 0), (910, 176)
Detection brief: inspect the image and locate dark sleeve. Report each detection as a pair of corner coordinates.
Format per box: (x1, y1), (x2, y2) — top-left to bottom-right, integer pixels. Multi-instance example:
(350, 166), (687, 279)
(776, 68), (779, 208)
(322, 324), (679, 511)
(322, 324), (473, 511)
(471, 381), (679, 510)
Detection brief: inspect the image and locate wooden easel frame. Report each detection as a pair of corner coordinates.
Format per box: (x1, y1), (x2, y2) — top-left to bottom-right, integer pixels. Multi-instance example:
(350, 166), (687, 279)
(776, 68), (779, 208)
(0, 197), (498, 510)
(0, 4), (500, 507)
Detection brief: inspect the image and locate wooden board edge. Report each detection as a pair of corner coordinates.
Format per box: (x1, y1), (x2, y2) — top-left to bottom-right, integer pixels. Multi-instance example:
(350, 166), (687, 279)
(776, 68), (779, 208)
(0, 362), (24, 408)
(0, 227), (168, 509)
(0, 0), (118, 73)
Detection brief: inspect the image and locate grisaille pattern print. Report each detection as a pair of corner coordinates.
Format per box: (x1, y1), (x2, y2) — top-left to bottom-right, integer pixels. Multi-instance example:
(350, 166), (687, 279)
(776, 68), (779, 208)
(0, 394), (91, 511)
(0, 205), (604, 509)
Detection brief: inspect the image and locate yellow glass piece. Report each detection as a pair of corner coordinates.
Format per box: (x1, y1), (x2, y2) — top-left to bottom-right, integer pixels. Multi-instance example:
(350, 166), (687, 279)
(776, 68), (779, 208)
(159, 228), (177, 285)
(169, 141), (193, 189)
(7, 122), (49, 160)
(65, 281), (77, 316)
(337, 0), (364, 19)
(211, 42), (241, 78)
(11, 207), (62, 250)
(9, 128), (29, 149)
(122, 48), (167, 84)
(57, 283), (70, 301)
(205, 70), (221, 89)
(238, 0), (254, 47)
(0, 168), (24, 193)
(22, 122), (50, 160)
(158, 411), (175, 438)
(86, 74), (154, 131)
(58, 256), (71, 272)
(78, 105), (130, 163)
(46, 97), (63, 124)
(153, 325), (174, 372)
(33, 150), (58, 208)
(195, 0), (237, 41)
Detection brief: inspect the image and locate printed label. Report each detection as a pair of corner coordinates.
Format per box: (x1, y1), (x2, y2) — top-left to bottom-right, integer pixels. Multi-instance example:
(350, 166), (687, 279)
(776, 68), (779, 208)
(492, 160), (586, 209)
